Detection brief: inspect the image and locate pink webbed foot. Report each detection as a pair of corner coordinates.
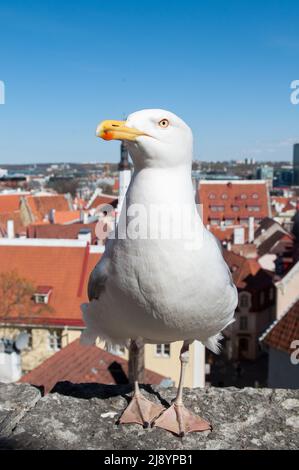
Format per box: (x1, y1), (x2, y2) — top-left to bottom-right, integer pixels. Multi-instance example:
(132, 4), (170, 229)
(119, 392), (165, 428)
(153, 402), (212, 437)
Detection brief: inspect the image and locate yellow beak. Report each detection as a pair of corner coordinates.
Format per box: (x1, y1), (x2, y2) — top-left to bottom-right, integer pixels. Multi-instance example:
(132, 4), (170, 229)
(96, 120), (146, 141)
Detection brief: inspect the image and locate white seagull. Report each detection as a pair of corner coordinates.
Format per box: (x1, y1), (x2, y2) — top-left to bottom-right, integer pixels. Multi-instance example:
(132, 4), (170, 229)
(81, 109), (238, 436)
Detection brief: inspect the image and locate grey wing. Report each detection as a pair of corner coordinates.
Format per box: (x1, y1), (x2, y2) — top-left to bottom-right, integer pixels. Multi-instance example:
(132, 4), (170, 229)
(88, 260), (107, 300)
(88, 238), (114, 300)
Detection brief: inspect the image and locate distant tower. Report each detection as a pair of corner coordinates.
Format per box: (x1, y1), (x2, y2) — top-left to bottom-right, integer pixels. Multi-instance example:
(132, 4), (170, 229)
(293, 144), (299, 186)
(116, 141), (131, 223)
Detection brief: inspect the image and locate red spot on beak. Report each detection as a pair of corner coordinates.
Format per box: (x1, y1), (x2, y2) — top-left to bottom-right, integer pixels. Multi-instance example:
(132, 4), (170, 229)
(102, 131), (114, 141)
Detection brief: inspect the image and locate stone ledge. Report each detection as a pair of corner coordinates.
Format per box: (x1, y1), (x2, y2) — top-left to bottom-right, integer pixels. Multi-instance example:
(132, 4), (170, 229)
(0, 382), (298, 450)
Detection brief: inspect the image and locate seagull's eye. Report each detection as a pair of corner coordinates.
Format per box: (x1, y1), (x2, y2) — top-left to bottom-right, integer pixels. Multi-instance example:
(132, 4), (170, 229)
(158, 119), (169, 128)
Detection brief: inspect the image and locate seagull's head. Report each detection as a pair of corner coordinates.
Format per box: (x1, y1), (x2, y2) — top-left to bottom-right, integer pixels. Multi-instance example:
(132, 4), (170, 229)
(96, 109), (193, 169)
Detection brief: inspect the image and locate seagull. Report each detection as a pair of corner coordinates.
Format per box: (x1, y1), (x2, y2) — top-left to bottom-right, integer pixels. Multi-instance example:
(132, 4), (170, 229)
(81, 109), (238, 436)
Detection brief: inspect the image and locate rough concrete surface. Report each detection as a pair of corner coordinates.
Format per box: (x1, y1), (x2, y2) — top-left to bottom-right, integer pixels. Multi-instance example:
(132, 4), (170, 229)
(0, 382), (298, 450)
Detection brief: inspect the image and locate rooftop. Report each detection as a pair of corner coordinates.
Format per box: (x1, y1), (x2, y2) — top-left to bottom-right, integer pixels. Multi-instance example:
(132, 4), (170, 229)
(198, 180), (271, 226)
(0, 241), (103, 327)
(27, 222), (98, 243)
(19, 339), (166, 394)
(261, 298), (299, 355)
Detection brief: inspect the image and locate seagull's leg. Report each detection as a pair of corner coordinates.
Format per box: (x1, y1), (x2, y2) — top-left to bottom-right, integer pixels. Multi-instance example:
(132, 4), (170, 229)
(118, 340), (164, 427)
(153, 341), (211, 436)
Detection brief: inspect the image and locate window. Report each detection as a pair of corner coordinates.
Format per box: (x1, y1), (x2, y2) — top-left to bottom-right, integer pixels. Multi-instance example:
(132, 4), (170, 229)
(240, 293), (250, 308)
(240, 316), (248, 330)
(252, 193), (259, 199)
(239, 337), (249, 353)
(107, 344), (125, 356)
(240, 194), (247, 200)
(210, 219), (221, 226)
(248, 206), (260, 212)
(35, 295), (47, 304)
(208, 193), (216, 200)
(34, 286), (52, 304)
(24, 329), (33, 349)
(156, 344), (170, 357)
(210, 205), (224, 212)
(269, 288), (274, 301)
(232, 205), (240, 212)
(225, 218), (234, 226)
(221, 193), (228, 200)
(240, 218), (248, 225)
(48, 330), (62, 351)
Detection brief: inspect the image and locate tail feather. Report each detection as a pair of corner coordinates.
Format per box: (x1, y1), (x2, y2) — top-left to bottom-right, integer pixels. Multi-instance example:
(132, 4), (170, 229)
(203, 332), (223, 354)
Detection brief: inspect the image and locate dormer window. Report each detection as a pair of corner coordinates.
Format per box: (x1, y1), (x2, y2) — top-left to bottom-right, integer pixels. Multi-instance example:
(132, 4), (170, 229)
(34, 286), (53, 304)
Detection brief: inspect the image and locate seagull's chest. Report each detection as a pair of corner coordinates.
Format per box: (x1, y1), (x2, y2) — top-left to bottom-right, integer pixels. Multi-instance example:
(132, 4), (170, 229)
(110, 237), (228, 316)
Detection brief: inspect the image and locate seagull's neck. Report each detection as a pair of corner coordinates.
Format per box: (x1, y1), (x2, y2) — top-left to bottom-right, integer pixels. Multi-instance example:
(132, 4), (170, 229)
(127, 165), (195, 206)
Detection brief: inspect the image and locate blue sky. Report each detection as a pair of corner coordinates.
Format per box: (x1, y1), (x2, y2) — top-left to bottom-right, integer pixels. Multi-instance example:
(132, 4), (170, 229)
(0, 0), (299, 164)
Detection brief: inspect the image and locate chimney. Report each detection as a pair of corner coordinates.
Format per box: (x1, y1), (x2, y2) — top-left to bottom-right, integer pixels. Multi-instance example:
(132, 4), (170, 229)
(248, 216), (255, 243)
(83, 212), (89, 224)
(233, 226), (245, 245)
(78, 228), (92, 244)
(48, 209), (56, 224)
(7, 220), (14, 239)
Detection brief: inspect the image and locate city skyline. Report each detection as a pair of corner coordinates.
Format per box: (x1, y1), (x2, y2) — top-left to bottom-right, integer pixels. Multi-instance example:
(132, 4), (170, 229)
(0, 0), (299, 164)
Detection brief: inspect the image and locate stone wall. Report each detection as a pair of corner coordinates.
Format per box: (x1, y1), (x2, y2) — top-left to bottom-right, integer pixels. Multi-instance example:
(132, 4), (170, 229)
(0, 382), (298, 450)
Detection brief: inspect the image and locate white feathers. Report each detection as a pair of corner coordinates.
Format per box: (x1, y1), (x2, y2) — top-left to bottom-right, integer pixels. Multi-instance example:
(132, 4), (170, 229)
(81, 109), (237, 351)
(203, 333), (224, 355)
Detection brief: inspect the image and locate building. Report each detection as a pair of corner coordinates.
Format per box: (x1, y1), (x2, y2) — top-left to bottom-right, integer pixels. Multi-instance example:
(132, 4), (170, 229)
(293, 143), (299, 186)
(0, 239), (103, 374)
(19, 339), (167, 394)
(222, 249), (276, 360)
(256, 165), (274, 188)
(260, 297), (299, 389)
(26, 222), (98, 244)
(0, 191), (76, 233)
(198, 180), (271, 228)
(273, 167), (294, 187)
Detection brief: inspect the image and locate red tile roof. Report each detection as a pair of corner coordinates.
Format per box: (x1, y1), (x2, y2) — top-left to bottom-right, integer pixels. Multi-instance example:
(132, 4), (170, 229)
(271, 196), (292, 206)
(0, 210), (25, 234)
(0, 194), (28, 212)
(25, 194), (72, 222)
(0, 244), (101, 326)
(88, 194), (118, 210)
(209, 225), (249, 242)
(198, 181), (271, 226)
(53, 210), (81, 224)
(281, 201), (295, 213)
(262, 299), (299, 354)
(19, 339), (166, 393)
(27, 222), (98, 243)
(223, 249), (272, 290)
(36, 285), (53, 295)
